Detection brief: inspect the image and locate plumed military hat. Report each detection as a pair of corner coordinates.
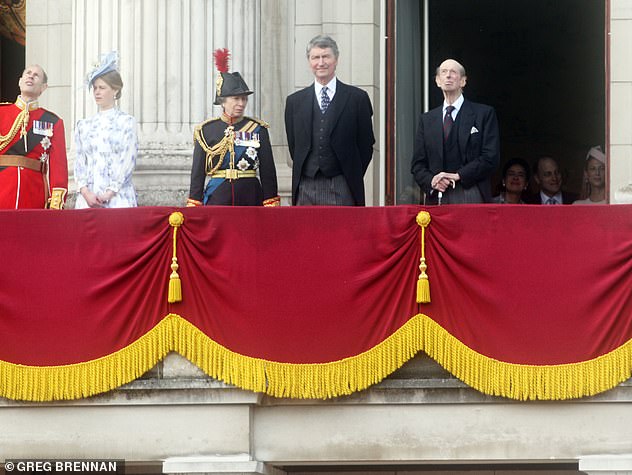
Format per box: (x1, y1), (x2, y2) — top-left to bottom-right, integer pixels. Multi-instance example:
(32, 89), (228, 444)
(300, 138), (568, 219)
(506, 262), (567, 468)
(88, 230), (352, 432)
(213, 48), (253, 105)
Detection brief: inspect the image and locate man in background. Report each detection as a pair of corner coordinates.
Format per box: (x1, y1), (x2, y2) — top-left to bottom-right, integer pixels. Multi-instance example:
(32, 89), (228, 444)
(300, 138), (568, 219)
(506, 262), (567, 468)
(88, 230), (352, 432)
(529, 156), (578, 204)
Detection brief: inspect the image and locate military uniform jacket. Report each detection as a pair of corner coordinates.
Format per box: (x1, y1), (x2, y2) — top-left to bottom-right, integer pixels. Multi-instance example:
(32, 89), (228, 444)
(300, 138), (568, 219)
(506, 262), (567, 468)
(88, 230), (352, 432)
(0, 98), (68, 209)
(188, 115), (279, 206)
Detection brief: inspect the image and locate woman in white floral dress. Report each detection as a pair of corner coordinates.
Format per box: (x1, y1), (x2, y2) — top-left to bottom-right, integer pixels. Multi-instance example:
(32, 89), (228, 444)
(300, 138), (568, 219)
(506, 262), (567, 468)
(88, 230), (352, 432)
(74, 52), (138, 208)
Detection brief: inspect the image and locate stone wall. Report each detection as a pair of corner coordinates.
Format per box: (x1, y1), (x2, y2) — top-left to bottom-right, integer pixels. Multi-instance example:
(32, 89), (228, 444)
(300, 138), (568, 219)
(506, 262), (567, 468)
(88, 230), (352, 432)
(611, 0), (632, 203)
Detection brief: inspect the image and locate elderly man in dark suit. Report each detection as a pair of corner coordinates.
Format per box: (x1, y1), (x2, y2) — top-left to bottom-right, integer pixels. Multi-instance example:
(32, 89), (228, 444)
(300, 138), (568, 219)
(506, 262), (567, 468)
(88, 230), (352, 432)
(285, 35), (375, 206)
(411, 59), (500, 204)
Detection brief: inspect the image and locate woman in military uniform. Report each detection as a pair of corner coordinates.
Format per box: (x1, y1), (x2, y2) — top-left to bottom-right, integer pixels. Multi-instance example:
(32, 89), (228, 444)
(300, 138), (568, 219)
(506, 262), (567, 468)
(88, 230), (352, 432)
(187, 49), (280, 207)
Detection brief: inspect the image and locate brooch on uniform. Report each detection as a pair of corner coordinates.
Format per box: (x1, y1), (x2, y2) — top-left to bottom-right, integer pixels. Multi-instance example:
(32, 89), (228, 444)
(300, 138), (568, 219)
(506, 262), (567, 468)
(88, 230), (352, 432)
(39, 136), (51, 163)
(246, 147), (257, 159)
(237, 158), (250, 171)
(237, 147), (259, 171)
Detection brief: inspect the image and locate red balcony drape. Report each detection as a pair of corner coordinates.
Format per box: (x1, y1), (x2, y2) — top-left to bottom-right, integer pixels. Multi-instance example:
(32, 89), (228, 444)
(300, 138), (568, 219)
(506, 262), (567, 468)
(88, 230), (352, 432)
(0, 205), (630, 401)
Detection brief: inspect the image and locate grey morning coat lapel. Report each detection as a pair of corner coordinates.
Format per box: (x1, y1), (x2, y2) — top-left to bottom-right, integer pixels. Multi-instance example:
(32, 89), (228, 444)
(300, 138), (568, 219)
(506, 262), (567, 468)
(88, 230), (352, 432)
(297, 88), (314, 140)
(325, 82), (349, 132)
(458, 101), (476, 154)
(430, 106), (444, 160)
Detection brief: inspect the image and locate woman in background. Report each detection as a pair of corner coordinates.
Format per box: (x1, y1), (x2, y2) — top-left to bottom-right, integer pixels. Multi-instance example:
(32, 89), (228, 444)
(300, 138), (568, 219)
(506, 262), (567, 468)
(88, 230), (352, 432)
(74, 51), (138, 208)
(493, 157), (530, 204)
(573, 146), (606, 205)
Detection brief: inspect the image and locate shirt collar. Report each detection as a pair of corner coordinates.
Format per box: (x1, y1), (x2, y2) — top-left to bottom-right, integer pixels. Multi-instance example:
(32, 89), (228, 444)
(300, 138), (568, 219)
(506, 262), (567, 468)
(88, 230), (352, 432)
(540, 191), (563, 204)
(443, 94), (464, 116)
(314, 77), (337, 96)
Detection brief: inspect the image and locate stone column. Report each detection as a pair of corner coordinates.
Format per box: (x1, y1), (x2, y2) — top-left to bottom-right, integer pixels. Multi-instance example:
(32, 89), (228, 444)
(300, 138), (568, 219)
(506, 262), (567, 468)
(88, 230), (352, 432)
(610, 0), (632, 204)
(25, 0), (73, 148)
(70, 0), (261, 205)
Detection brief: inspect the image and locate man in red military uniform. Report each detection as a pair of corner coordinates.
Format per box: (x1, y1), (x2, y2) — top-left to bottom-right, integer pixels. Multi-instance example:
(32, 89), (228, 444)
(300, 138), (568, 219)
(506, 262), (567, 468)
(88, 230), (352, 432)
(0, 64), (68, 209)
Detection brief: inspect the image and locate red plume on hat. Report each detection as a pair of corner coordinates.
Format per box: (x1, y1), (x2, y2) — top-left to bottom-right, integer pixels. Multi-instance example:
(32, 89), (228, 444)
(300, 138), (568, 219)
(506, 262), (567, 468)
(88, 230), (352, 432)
(212, 48), (253, 105)
(213, 48), (230, 73)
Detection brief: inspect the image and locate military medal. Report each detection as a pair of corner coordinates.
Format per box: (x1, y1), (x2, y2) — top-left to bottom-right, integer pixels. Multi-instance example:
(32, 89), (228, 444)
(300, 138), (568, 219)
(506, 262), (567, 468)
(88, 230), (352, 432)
(234, 131), (260, 148)
(33, 120), (54, 137)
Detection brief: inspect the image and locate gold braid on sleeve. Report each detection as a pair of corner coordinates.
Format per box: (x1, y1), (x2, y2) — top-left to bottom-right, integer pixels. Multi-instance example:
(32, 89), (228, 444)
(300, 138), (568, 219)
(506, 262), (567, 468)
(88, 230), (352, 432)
(47, 188), (67, 210)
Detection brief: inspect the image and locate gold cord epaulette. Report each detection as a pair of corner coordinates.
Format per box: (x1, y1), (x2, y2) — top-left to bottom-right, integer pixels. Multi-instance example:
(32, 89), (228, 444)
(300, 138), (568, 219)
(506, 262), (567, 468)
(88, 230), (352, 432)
(194, 117), (221, 130)
(191, 117), (220, 142)
(0, 107), (29, 153)
(244, 116), (269, 128)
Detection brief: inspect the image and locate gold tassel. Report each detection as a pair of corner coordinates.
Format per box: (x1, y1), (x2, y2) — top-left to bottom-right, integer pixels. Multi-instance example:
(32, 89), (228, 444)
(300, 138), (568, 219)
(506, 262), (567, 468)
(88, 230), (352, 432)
(168, 212), (185, 303)
(417, 266), (430, 303)
(416, 211), (432, 303)
(169, 257), (182, 303)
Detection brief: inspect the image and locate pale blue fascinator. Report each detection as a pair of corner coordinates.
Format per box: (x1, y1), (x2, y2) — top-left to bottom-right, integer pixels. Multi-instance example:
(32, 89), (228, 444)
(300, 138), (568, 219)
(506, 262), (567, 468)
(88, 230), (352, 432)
(86, 51), (119, 88)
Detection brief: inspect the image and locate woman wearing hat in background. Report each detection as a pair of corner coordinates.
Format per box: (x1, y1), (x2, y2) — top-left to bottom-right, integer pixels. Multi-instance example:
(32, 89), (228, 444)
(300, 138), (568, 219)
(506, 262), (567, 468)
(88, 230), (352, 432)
(187, 49), (280, 207)
(573, 146), (606, 205)
(74, 51), (138, 208)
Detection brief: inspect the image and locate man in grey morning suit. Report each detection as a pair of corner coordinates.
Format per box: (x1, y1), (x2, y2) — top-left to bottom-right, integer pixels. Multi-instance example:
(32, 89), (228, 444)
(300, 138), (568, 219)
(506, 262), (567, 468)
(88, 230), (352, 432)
(285, 35), (375, 206)
(411, 59), (500, 204)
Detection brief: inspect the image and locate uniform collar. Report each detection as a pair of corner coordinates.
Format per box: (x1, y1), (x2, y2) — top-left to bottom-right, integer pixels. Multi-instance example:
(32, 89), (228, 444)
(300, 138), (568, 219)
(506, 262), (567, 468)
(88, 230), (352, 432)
(15, 96), (40, 112)
(221, 112), (245, 125)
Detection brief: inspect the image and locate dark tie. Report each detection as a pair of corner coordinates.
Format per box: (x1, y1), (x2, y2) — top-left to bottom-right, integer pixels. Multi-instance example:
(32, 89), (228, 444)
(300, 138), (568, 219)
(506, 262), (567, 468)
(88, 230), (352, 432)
(546, 197), (557, 205)
(443, 105), (455, 141)
(320, 86), (331, 114)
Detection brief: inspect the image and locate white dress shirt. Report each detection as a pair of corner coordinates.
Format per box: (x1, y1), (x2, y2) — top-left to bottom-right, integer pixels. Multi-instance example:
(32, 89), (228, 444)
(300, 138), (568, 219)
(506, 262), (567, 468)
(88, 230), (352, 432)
(540, 191), (563, 204)
(442, 94), (464, 120)
(314, 77), (337, 109)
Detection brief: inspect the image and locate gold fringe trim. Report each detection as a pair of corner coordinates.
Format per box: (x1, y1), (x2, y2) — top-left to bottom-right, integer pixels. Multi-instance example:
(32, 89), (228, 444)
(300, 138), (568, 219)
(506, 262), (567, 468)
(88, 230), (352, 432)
(419, 315), (632, 401)
(172, 314), (423, 399)
(0, 315), (175, 402)
(1, 313), (630, 401)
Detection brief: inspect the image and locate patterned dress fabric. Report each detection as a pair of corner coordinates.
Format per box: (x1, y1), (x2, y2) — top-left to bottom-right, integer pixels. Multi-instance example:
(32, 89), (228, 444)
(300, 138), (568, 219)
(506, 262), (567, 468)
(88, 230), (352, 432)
(74, 108), (138, 208)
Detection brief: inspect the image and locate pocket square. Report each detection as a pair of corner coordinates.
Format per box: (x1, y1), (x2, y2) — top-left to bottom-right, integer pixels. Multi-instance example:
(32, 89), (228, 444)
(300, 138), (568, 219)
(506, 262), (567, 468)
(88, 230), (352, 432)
(470, 126), (479, 134)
